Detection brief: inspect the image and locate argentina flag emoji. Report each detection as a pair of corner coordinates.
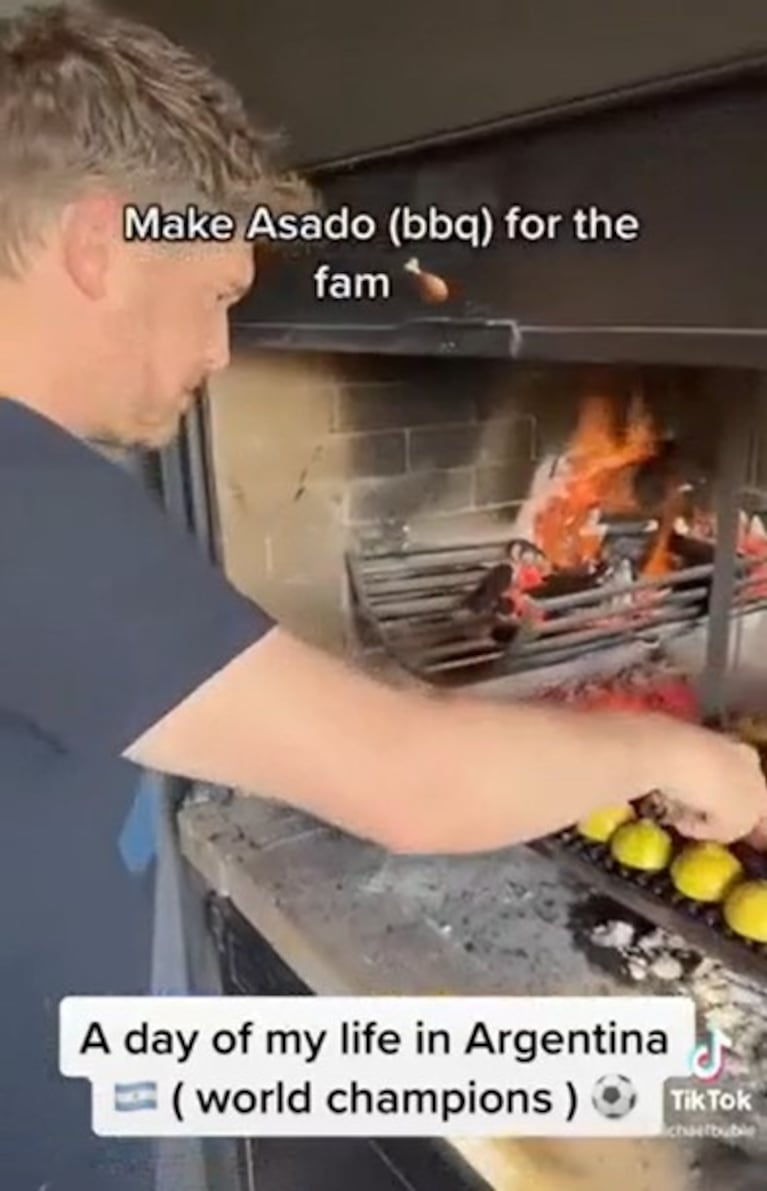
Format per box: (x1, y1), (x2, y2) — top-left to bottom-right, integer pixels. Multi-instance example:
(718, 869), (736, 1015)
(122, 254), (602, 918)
(114, 1080), (158, 1112)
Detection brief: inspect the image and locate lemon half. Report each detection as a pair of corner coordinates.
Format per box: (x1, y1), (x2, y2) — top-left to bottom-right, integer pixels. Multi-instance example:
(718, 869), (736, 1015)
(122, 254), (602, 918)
(577, 804), (635, 843)
(670, 843), (742, 903)
(723, 880), (767, 942)
(609, 819), (672, 872)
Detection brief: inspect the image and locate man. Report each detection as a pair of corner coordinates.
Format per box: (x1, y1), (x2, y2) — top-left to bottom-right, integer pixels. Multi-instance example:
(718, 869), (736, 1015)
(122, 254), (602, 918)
(0, 4), (764, 1187)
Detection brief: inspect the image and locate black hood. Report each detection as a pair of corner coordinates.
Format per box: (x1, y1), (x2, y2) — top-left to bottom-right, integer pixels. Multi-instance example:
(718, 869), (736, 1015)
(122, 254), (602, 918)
(111, 0), (767, 167)
(234, 74), (767, 367)
(108, 0), (767, 365)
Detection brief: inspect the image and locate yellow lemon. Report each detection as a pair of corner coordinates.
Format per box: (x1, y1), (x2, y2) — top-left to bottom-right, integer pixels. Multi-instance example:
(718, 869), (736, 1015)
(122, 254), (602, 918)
(670, 843), (743, 902)
(577, 804), (635, 843)
(609, 819), (672, 872)
(723, 881), (767, 942)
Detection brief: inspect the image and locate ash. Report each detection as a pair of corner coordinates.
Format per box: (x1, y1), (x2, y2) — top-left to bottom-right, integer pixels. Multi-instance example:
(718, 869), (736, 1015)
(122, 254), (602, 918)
(588, 913), (767, 1077)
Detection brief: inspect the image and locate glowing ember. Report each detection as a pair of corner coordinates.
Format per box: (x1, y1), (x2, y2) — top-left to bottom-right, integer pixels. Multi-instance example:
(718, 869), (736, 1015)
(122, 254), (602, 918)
(739, 514), (767, 600)
(542, 667), (700, 721)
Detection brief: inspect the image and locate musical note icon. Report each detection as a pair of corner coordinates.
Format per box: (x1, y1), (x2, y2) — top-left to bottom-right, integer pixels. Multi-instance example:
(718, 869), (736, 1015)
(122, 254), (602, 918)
(688, 1028), (731, 1082)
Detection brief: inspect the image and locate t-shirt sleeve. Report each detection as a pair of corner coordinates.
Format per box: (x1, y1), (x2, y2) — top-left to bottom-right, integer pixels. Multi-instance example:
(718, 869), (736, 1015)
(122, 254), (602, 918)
(0, 408), (276, 755)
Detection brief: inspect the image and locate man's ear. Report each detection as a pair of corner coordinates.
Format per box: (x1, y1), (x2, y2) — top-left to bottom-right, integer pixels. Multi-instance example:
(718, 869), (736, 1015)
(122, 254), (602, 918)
(60, 191), (124, 300)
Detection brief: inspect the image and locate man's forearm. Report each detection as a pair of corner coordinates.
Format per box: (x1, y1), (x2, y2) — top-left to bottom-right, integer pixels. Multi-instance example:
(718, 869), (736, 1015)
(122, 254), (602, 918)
(386, 695), (658, 853)
(126, 629), (725, 854)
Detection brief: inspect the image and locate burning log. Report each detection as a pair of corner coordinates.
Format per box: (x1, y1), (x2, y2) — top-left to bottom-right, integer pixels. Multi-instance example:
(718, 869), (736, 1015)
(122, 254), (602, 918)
(599, 515), (657, 572)
(666, 531), (715, 568)
(599, 514), (660, 537)
(463, 539), (606, 639)
(462, 562), (513, 615)
(527, 570), (602, 600)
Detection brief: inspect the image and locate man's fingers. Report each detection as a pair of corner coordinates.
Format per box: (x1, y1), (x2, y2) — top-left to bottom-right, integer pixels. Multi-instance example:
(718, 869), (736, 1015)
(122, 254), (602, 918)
(745, 819), (767, 850)
(663, 808), (748, 843)
(669, 814), (716, 840)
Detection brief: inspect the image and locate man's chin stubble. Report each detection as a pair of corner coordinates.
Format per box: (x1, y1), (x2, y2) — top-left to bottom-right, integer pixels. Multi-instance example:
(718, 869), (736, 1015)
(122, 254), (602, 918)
(90, 416), (182, 452)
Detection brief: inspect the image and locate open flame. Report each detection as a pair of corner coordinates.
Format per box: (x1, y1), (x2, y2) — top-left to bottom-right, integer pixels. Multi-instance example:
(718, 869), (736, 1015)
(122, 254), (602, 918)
(504, 391), (767, 616)
(531, 393), (660, 571)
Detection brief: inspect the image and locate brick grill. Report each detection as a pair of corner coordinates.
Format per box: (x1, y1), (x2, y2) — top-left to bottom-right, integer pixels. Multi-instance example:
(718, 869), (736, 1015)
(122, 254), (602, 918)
(207, 349), (767, 979)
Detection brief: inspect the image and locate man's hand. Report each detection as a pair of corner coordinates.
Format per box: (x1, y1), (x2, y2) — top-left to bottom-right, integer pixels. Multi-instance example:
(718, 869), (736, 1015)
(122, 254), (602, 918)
(641, 718), (767, 843)
(746, 820), (767, 850)
(124, 627), (767, 853)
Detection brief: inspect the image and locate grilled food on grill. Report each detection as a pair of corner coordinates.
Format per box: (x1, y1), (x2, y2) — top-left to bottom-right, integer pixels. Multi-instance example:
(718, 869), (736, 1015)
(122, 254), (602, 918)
(609, 819), (672, 872)
(576, 804), (634, 843)
(723, 880), (767, 942)
(669, 842), (743, 902)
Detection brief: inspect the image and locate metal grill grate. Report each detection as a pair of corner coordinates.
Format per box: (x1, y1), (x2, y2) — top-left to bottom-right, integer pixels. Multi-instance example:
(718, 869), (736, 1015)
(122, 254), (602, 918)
(535, 827), (767, 983)
(346, 536), (767, 683)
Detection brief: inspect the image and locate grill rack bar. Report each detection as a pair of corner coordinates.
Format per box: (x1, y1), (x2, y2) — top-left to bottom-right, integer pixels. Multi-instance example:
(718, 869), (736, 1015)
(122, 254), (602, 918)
(347, 536), (767, 682)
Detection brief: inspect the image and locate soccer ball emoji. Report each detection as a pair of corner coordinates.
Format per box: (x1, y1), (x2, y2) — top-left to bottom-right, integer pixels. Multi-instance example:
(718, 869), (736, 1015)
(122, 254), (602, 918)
(591, 1074), (638, 1120)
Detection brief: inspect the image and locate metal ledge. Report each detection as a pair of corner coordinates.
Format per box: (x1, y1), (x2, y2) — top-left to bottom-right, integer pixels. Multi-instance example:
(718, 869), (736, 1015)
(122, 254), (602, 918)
(232, 319), (767, 368)
(231, 318), (521, 358)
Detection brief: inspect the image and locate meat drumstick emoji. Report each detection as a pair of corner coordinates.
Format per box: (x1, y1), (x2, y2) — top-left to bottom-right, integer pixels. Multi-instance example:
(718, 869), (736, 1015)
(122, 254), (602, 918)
(403, 257), (450, 303)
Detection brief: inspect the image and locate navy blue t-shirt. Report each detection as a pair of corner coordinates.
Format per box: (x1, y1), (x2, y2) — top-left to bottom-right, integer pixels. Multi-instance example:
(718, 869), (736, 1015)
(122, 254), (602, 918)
(0, 398), (274, 1188)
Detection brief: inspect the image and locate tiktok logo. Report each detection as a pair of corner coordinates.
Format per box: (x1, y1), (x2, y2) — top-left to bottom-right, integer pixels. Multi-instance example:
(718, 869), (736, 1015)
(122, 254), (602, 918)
(687, 1028), (731, 1082)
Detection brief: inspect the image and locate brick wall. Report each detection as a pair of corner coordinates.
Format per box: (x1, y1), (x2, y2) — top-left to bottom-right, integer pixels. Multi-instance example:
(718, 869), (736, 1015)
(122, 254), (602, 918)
(331, 354), (551, 532)
(204, 348), (725, 651)
(205, 347), (564, 648)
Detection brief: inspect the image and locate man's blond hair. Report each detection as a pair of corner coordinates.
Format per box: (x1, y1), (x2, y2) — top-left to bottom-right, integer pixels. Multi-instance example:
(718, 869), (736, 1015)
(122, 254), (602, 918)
(0, 3), (312, 274)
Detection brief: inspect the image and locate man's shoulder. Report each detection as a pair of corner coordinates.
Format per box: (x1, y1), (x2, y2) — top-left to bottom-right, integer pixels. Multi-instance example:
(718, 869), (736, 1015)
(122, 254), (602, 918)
(0, 396), (165, 520)
(0, 398), (130, 469)
(0, 396), (85, 446)
(0, 395), (274, 757)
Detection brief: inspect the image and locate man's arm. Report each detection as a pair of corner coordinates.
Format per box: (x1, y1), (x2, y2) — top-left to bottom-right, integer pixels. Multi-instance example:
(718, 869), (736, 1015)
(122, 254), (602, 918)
(125, 627), (766, 851)
(3, 410), (761, 853)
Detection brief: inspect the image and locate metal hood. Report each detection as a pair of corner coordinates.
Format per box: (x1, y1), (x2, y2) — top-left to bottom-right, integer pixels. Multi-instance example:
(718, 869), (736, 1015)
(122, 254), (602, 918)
(233, 74), (767, 367)
(107, 0), (767, 365)
(111, 0), (767, 167)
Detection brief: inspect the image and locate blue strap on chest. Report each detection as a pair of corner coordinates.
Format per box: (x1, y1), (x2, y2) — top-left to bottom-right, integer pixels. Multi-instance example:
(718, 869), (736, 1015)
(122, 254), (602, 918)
(118, 772), (209, 1188)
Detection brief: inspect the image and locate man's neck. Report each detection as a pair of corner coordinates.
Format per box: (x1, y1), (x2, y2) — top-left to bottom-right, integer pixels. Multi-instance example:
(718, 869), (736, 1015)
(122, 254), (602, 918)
(0, 370), (78, 432)
(0, 269), (99, 431)
(0, 321), (93, 438)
